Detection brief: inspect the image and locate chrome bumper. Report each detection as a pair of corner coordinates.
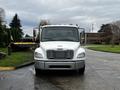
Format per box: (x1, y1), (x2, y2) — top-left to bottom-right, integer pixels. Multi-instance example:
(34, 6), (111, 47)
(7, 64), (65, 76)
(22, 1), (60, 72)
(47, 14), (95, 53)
(34, 60), (85, 70)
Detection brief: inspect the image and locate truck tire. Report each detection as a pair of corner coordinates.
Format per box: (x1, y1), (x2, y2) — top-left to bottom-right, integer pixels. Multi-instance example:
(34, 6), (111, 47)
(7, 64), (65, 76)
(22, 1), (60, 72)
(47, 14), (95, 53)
(35, 68), (40, 75)
(78, 65), (85, 75)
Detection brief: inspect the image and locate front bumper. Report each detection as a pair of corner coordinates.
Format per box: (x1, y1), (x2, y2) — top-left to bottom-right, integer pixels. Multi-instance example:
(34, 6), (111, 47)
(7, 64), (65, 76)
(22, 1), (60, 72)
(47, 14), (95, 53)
(34, 60), (85, 70)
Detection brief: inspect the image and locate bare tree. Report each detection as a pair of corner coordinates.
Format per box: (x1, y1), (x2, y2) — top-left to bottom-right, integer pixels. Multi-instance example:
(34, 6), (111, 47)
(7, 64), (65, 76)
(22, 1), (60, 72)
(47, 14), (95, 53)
(36, 19), (50, 43)
(0, 8), (5, 23)
(39, 19), (50, 27)
(0, 8), (7, 47)
(113, 23), (120, 45)
(110, 24), (120, 47)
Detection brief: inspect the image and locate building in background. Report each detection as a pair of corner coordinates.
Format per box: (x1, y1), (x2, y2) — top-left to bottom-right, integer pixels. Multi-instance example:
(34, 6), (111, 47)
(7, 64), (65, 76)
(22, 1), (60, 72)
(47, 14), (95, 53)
(85, 32), (103, 44)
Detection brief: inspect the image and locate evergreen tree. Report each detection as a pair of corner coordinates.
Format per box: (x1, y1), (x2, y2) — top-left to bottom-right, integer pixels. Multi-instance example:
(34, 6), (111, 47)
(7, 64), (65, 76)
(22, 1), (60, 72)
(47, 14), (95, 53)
(9, 14), (23, 41)
(25, 34), (31, 37)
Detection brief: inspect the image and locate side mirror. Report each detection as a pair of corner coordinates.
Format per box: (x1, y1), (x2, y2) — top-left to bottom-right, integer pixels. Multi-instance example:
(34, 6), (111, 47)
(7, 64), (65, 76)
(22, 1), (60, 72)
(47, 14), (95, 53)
(80, 30), (86, 46)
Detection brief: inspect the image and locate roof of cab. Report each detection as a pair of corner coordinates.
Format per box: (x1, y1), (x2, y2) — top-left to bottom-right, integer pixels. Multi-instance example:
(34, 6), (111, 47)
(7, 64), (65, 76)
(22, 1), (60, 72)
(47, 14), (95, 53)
(41, 25), (79, 28)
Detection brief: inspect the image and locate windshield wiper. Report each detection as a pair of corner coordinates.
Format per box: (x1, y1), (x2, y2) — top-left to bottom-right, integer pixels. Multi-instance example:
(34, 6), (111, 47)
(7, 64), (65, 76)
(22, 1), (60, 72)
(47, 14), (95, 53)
(59, 39), (76, 41)
(42, 38), (78, 42)
(42, 38), (58, 41)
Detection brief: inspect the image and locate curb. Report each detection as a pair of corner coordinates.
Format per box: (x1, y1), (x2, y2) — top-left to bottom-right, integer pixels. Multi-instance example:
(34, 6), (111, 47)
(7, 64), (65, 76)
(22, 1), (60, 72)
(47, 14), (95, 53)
(15, 61), (34, 69)
(0, 61), (34, 71)
(0, 67), (15, 71)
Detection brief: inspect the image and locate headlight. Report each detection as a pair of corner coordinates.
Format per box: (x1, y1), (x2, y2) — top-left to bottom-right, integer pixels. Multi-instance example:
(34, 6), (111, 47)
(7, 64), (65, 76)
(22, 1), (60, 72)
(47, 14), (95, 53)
(34, 52), (43, 58)
(77, 53), (85, 58)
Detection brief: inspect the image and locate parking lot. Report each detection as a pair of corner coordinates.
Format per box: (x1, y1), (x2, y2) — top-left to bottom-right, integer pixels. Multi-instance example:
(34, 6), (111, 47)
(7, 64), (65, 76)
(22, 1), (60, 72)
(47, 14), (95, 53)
(0, 49), (120, 90)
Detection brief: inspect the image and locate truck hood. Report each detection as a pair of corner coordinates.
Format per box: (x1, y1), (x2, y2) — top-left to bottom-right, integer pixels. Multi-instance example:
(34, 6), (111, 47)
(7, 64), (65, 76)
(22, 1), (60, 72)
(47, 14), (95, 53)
(40, 41), (80, 51)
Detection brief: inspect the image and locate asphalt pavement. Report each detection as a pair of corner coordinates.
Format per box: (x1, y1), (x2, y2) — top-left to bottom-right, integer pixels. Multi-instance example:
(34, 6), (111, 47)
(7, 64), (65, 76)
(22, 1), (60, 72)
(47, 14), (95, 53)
(0, 49), (120, 90)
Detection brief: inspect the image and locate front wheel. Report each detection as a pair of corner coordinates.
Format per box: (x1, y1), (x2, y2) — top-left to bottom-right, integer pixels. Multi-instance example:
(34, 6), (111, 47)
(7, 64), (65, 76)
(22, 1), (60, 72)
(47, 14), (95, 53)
(35, 68), (39, 75)
(78, 66), (85, 75)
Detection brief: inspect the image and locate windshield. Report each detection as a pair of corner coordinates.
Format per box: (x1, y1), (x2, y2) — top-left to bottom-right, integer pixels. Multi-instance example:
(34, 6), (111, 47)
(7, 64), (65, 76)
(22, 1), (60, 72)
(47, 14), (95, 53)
(41, 27), (79, 42)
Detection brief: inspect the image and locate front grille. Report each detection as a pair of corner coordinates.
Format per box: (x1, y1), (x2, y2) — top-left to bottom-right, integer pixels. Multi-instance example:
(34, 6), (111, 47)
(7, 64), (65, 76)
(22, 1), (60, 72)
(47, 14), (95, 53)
(47, 50), (74, 59)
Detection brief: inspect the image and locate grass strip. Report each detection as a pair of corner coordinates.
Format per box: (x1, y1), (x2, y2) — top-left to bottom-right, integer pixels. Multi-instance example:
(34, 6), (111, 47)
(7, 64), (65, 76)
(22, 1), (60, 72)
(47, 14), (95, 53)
(0, 48), (33, 67)
(87, 45), (120, 54)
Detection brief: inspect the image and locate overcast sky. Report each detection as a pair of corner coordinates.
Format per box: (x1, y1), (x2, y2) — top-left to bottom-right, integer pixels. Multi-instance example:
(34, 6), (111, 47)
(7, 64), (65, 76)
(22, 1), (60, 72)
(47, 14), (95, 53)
(0, 0), (120, 35)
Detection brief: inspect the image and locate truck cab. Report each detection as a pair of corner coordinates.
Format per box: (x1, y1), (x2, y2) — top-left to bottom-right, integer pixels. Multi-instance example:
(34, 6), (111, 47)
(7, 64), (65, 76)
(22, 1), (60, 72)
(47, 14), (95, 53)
(34, 25), (86, 74)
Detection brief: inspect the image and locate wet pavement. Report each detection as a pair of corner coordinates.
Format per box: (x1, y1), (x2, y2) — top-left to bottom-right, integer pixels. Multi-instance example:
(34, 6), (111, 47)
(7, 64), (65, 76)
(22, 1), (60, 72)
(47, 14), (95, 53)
(0, 49), (120, 90)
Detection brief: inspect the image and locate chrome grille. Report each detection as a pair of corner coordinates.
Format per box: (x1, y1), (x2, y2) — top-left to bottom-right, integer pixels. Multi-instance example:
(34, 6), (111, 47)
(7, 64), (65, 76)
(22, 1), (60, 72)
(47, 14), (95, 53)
(47, 50), (73, 59)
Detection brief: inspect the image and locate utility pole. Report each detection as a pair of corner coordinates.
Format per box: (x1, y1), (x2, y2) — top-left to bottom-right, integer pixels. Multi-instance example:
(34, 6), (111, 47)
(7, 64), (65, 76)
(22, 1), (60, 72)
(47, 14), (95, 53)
(91, 23), (94, 32)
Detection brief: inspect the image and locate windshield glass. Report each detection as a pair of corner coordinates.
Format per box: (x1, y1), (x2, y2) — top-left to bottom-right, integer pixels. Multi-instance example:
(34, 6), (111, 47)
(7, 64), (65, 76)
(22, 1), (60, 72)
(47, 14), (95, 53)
(41, 27), (79, 42)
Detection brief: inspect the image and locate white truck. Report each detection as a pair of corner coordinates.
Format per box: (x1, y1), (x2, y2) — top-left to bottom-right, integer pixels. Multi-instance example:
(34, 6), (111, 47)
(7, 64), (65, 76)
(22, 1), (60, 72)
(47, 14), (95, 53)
(34, 25), (86, 74)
